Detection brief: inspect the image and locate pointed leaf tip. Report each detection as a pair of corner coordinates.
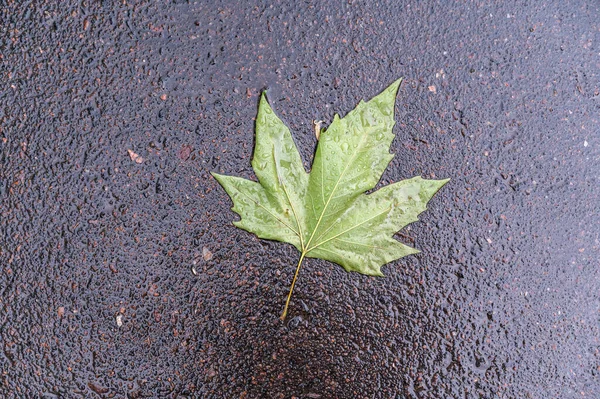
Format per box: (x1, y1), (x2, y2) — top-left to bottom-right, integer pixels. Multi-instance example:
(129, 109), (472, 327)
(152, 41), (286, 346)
(389, 77), (403, 92)
(434, 177), (451, 193)
(380, 78), (403, 100)
(258, 91), (268, 107)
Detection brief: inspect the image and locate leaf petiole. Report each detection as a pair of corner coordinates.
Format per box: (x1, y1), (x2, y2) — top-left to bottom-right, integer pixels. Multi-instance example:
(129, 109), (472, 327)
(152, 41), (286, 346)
(280, 251), (307, 320)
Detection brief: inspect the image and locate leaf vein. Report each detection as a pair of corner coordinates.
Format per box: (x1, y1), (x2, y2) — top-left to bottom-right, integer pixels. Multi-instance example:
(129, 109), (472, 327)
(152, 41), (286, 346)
(305, 128), (372, 250)
(272, 147), (305, 248)
(308, 206), (391, 252)
(331, 238), (386, 250)
(236, 188), (300, 237)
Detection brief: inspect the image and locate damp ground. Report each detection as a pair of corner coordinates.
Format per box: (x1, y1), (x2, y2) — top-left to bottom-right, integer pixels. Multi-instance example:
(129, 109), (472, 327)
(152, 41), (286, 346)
(1, 1), (599, 398)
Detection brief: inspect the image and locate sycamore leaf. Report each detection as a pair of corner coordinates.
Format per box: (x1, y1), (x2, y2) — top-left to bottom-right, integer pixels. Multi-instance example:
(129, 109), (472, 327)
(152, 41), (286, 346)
(212, 79), (449, 319)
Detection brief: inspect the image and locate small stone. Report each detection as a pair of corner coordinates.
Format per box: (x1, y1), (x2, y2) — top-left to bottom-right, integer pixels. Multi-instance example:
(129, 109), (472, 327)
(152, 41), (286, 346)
(179, 144), (192, 161)
(202, 247), (213, 261)
(88, 382), (109, 394)
(428, 85), (437, 93)
(57, 306), (65, 318)
(584, 140), (588, 147)
(127, 149), (144, 164)
(116, 314), (123, 327)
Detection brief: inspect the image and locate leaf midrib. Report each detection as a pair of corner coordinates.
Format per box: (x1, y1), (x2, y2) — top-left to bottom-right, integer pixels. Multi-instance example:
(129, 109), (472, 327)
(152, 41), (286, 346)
(304, 124), (371, 254)
(307, 205), (391, 252)
(273, 146), (306, 250)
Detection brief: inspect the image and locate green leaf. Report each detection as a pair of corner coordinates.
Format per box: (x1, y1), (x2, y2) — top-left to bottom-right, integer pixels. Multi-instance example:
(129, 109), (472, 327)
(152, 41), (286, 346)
(212, 78), (449, 319)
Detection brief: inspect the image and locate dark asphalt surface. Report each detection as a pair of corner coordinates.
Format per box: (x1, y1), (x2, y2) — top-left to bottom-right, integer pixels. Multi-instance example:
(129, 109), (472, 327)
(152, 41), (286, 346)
(1, 1), (599, 398)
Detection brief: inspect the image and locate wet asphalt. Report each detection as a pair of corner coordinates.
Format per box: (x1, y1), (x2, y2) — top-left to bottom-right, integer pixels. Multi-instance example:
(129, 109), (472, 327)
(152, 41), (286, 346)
(1, 1), (599, 398)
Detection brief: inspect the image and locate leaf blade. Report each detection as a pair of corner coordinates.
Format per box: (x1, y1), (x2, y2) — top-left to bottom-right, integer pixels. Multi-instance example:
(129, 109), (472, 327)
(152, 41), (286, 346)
(211, 172), (303, 250)
(306, 176), (449, 275)
(304, 79), (402, 250)
(213, 78), (450, 316)
(252, 93), (309, 248)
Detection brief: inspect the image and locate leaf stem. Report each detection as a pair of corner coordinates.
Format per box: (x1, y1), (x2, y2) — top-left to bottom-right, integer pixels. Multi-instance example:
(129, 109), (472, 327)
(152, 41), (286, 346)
(280, 251), (306, 320)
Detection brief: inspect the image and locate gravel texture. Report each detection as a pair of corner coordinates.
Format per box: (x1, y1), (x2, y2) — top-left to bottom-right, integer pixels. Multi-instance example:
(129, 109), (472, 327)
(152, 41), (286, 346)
(1, 1), (599, 398)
